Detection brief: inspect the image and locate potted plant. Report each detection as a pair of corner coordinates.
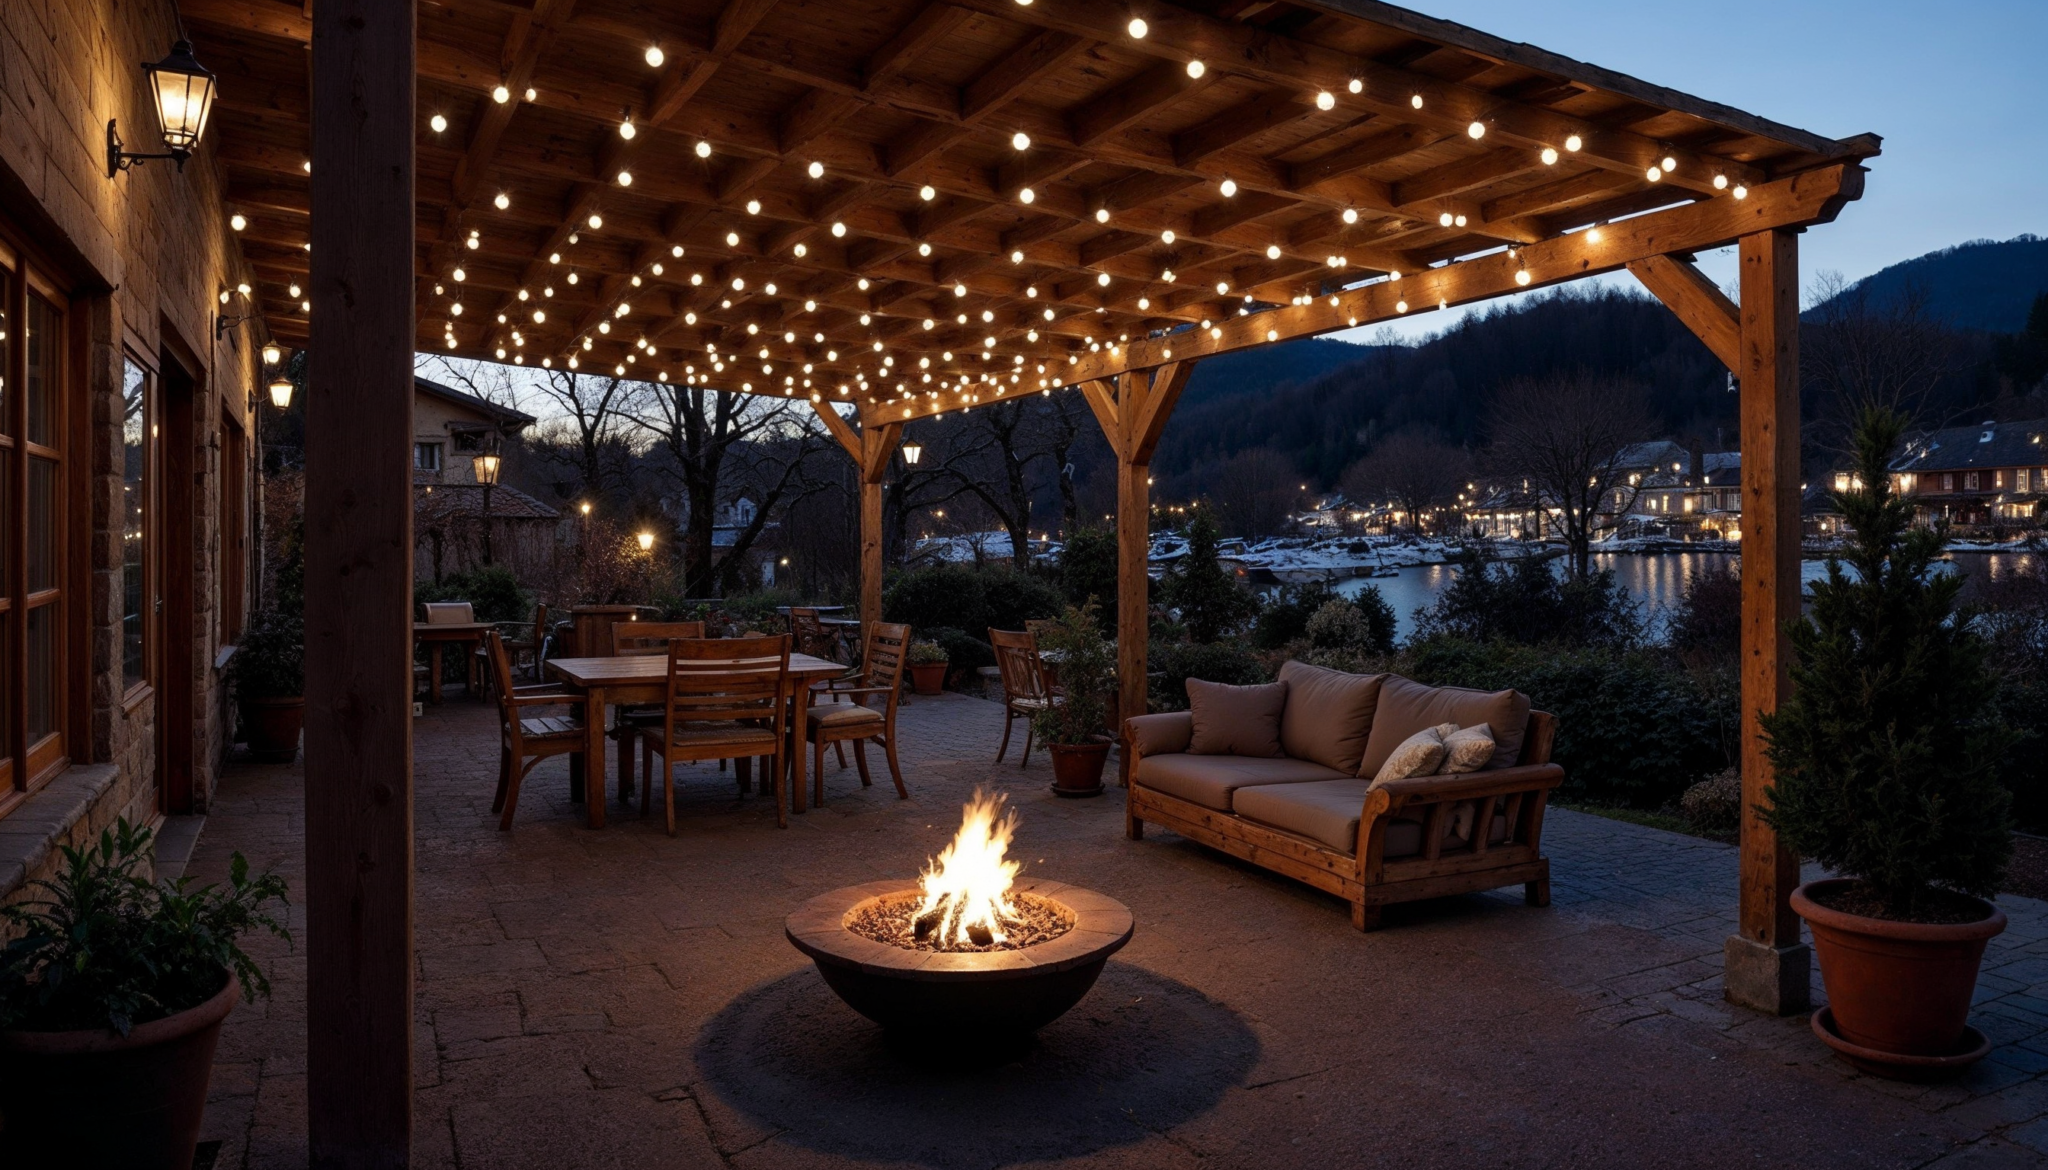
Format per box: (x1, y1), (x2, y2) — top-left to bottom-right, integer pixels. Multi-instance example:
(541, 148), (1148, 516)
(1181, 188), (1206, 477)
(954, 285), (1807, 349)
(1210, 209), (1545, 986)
(232, 606), (305, 762)
(0, 820), (290, 1166)
(1032, 601), (1117, 796)
(1762, 407), (2015, 1080)
(907, 640), (949, 695)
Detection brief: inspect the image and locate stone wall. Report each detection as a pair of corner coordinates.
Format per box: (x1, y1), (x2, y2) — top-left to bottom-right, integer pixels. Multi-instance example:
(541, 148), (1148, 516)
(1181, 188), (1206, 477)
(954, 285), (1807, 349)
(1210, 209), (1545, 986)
(0, 0), (262, 896)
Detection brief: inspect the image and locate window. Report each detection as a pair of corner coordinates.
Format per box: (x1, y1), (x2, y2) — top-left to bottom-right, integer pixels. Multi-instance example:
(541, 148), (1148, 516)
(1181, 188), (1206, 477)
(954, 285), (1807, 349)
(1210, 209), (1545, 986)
(450, 429), (484, 453)
(2023, 469), (2034, 493)
(121, 358), (152, 691)
(1964, 472), (1979, 491)
(0, 235), (71, 806)
(413, 441), (442, 472)
(1943, 473), (1955, 491)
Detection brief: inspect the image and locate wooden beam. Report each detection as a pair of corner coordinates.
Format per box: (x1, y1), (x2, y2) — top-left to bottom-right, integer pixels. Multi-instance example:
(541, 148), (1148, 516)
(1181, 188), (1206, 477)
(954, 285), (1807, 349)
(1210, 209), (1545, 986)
(306, 0), (415, 1161)
(1726, 227), (1809, 1016)
(812, 398), (862, 460)
(1627, 254), (1740, 370)
(858, 422), (901, 633)
(1079, 379), (1125, 461)
(861, 421), (903, 483)
(1128, 361), (1193, 464)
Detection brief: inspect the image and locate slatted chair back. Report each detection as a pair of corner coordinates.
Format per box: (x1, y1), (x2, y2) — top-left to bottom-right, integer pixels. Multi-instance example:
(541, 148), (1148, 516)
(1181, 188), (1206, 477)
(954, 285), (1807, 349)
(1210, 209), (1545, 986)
(990, 629), (1049, 704)
(611, 620), (706, 656)
(485, 631), (526, 752)
(662, 634), (792, 740)
(424, 601), (475, 624)
(787, 607), (831, 658)
(530, 601), (550, 645)
(859, 623), (911, 709)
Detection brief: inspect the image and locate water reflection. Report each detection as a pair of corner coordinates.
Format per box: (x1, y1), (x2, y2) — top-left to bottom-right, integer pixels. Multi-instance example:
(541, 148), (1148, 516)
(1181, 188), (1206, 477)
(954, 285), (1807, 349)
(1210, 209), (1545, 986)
(1328, 551), (2040, 643)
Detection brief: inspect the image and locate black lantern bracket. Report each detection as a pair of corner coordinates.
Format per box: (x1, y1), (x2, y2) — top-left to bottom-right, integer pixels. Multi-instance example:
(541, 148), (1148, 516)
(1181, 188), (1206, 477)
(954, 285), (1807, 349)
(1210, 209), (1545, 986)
(106, 120), (192, 178)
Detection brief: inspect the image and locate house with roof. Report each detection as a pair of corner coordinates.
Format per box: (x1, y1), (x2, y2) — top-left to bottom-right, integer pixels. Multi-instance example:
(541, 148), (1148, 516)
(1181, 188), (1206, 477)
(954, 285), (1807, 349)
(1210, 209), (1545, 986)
(411, 376), (564, 582)
(1889, 418), (2048, 527)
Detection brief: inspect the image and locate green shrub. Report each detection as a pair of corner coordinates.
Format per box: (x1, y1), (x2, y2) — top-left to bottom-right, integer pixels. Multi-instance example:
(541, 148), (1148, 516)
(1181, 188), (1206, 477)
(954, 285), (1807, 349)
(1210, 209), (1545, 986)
(416, 564), (529, 622)
(980, 567), (1066, 631)
(1149, 640), (1271, 711)
(886, 564), (988, 633)
(1032, 602), (1117, 745)
(1667, 561), (1741, 657)
(1414, 553), (1640, 648)
(0, 820), (290, 1035)
(907, 640), (948, 665)
(1252, 580), (1339, 649)
(1059, 526), (1120, 630)
(231, 608), (304, 700)
(1761, 408), (2012, 916)
(1407, 636), (1725, 806)
(1158, 511), (1259, 643)
(920, 626), (992, 676)
(1304, 590), (1397, 656)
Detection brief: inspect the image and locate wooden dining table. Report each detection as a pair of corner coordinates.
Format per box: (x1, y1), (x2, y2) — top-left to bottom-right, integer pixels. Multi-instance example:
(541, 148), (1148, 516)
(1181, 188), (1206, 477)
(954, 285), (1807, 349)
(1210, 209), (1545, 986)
(413, 621), (495, 704)
(545, 652), (848, 828)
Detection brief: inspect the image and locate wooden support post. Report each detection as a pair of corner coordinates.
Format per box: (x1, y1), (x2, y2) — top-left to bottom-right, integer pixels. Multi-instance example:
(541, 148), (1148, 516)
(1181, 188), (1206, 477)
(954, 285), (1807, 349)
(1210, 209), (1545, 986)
(1725, 228), (1810, 1016)
(306, 0), (416, 1164)
(818, 402), (896, 634)
(1092, 363), (1193, 740)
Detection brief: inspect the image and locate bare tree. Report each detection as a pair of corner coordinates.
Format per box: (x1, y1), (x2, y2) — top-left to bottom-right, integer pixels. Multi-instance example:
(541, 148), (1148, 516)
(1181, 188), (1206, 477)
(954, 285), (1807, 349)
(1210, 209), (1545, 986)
(527, 370), (633, 505)
(1804, 272), (1965, 441)
(1208, 446), (1301, 539)
(1338, 430), (1471, 534)
(1487, 373), (1655, 579)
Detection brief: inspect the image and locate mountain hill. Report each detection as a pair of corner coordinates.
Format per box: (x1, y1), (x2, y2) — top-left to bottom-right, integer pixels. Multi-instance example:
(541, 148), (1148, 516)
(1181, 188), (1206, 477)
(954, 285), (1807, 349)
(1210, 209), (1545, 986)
(1175, 337), (1376, 409)
(1810, 235), (2048, 334)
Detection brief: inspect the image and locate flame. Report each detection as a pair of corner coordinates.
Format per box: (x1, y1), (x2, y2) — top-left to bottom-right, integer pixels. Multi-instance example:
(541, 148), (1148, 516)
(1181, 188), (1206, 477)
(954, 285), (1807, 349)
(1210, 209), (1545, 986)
(912, 788), (1022, 948)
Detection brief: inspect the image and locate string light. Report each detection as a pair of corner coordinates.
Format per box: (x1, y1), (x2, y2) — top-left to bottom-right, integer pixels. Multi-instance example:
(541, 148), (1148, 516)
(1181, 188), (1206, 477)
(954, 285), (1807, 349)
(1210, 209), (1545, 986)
(745, 199), (762, 215)
(1186, 60), (1205, 78)
(645, 45), (664, 67)
(1265, 244), (1281, 259)
(1316, 90), (1335, 110)
(494, 192), (509, 209)
(229, 213), (247, 231)
(1011, 131), (1030, 151)
(618, 119), (636, 140)
(695, 140), (712, 158)
(1341, 208), (1358, 224)
(808, 160), (824, 178)
(1349, 78), (1363, 94)
(1467, 121), (1486, 139)
(1127, 17), (1148, 37)
(1564, 134), (1582, 152)
(1095, 208), (1110, 223)
(492, 85), (510, 103)
(1219, 178), (1238, 197)
(1161, 229), (1175, 243)
(429, 113), (447, 133)
(1019, 187), (1035, 204)
(1713, 174), (1730, 190)
(1541, 147), (1559, 165)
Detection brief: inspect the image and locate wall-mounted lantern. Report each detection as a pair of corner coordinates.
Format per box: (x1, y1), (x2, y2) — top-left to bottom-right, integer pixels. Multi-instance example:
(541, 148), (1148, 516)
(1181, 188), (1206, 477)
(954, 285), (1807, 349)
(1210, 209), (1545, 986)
(267, 375), (294, 409)
(108, 41), (218, 177)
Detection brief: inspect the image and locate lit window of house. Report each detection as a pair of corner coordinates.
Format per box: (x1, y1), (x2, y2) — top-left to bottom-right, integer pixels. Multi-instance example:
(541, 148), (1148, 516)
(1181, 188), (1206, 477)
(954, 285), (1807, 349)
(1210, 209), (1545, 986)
(2021, 469), (2033, 492)
(1964, 471), (1979, 491)
(1943, 473), (1955, 491)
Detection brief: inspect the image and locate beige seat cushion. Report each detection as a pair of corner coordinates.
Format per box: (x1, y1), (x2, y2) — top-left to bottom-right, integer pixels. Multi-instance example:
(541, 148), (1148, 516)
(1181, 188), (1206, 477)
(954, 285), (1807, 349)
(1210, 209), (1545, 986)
(1275, 661), (1383, 774)
(808, 703), (883, 731)
(1233, 779), (1369, 854)
(1134, 753), (1346, 812)
(1186, 679), (1288, 757)
(1359, 676), (1530, 777)
(1440, 724), (1496, 774)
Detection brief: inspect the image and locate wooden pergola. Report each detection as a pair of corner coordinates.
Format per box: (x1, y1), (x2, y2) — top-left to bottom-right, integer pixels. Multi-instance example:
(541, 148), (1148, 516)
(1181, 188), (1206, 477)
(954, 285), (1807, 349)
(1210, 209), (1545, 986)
(184, 0), (1875, 1160)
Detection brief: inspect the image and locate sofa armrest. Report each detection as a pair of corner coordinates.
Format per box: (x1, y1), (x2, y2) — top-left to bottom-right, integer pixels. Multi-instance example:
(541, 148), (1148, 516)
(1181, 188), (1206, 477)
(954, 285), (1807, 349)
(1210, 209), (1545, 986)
(1124, 711), (1193, 760)
(1363, 764), (1565, 817)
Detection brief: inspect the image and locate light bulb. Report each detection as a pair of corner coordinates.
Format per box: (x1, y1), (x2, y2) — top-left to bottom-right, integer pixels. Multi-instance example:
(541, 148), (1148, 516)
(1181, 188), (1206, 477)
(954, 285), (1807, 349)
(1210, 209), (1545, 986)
(831, 221), (846, 237)
(920, 185), (937, 201)
(587, 213), (603, 229)
(618, 119), (636, 139)
(954, 283), (967, 297)
(494, 192), (509, 209)
(524, 87), (536, 101)
(1541, 147), (1559, 165)
(918, 242), (932, 256)
(1396, 299), (1408, 313)
(645, 45), (664, 67)
(1713, 173), (1729, 190)
(1587, 226), (1604, 243)
(1646, 166), (1662, 182)
(695, 140), (712, 158)
(1265, 244), (1281, 259)
(1095, 208), (1110, 223)
(1097, 272), (1111, 286)
(1661, 155), (1677, 172)
(1316, 90), (1335, 110)
(1019, 187), (1035, 204)
(807, 160), (824, 178)
(1439, 211), (1454, 227)
(617, 170), (632, 185)
(1349, 78), (1363, 94)
(1515, 269), (1532, 286)
(491, 85), (510, 103)
(1186, 60), (1205, 78)
(1219, 178), (1237, 197)
(1342, 208), (1358, 224)
(229, 213), (247, 231)
(1010, 249), (1024, 263)
(1410, 94), (1424, 109)
(1011, 131), (1030, 151)
(1216, 281), (1230, 294)
(1733, 185), (1749, 200)
(725, 231), (740, 246)
(429, 113), (447, 133)
(1128, 17), (1148, 37)
(746, 199), (761, 215)
(1467, 121), (1486, 139)
(1565, 134), (1582, 152)
(1161, 229), (1175, 243)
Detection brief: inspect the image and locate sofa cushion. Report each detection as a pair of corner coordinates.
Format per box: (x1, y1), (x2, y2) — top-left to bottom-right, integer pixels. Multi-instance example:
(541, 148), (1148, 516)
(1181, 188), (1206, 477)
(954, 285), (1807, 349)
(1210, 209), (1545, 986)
(1134, 753), (1347, 812)
(1275, 661), (1383, 774)
(1186, 679), (1288, 757)
(1371, 723), (1455, 784)
(1126, 710), (1193, 757)
(1440, 724), (1496, 774)
(1358, 676), (1530, 777)
(1234, 779), (1370, 853)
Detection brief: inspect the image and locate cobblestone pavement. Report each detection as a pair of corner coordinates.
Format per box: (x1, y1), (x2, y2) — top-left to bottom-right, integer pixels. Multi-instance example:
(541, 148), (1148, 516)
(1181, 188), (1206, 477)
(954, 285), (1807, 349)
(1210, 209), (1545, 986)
(190, 690), (2048, 1169)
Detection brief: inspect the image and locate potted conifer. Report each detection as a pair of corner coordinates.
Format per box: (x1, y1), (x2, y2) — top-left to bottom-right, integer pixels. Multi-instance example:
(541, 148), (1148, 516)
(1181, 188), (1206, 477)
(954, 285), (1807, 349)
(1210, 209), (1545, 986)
(906, 640), (950, 695)
(0, 820), (290, 1166)
(1032, 601), (1117, 796)
(1762, 407), (2014, 1079)
(232, 606), (305, 762)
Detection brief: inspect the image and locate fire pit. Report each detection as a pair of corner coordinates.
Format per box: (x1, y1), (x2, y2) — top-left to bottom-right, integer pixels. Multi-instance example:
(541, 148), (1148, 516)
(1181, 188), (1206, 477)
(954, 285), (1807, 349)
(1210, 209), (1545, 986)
(786, 790), (1133, 1055)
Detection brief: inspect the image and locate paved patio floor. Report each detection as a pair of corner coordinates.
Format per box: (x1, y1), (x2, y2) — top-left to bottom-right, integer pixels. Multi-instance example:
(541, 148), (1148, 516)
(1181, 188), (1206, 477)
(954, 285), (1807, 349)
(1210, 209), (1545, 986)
(190, 690), (2048, 1169)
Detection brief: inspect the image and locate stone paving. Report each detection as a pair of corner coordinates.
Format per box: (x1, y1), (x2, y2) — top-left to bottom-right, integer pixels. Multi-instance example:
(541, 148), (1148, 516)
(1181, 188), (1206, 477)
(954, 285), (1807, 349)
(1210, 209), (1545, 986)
(188, 690), (2048, 1169)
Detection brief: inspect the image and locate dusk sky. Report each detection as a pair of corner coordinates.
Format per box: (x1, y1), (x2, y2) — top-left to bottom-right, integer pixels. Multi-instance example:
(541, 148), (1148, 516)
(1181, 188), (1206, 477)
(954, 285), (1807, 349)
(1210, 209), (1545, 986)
(1342, 0), (2048, 343)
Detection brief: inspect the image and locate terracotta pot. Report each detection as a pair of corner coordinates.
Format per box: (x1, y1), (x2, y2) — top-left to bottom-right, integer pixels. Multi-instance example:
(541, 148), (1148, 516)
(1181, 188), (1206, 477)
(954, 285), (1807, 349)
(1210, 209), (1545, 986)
(1048, 740), (1110, 797)
(0, 971), (238, 1168)
(1793, 879), (2005, 1075)
(907, 662), (947, 695)
(240, 696), (304, 763)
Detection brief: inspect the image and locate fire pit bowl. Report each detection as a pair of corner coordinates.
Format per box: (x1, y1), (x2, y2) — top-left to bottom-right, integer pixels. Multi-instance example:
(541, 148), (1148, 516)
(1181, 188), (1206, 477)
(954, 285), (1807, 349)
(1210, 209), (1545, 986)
(786, 878), (1133, 1052)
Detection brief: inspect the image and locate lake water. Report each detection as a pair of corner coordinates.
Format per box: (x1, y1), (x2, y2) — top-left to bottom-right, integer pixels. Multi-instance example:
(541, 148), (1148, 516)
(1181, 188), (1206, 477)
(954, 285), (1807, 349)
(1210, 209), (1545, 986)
(1328, 550), (2043, 643)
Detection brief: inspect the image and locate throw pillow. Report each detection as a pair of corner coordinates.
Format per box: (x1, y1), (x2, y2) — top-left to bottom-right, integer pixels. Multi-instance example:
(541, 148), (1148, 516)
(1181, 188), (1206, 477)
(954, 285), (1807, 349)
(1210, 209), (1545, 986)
(1358, 676), (1531, 777)
(1186, 679), (1288, 757)
(1370, 724), (1449, 784)
(1275, 661), (1384, 774)
(1440, 724), (1496, 774)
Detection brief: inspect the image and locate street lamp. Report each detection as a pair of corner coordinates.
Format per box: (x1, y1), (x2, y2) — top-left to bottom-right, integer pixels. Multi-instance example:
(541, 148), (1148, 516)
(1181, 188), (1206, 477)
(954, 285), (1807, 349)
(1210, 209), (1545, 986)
(637, 531), (655, 552)
(900, 438), (923, 465)
(473, 432), (502, 565)
(108, 41), (218, 176)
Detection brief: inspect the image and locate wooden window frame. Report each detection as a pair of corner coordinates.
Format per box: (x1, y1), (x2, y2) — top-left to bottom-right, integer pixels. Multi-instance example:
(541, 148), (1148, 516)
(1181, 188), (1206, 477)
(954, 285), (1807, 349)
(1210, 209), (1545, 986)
(120, 348), (159, 708)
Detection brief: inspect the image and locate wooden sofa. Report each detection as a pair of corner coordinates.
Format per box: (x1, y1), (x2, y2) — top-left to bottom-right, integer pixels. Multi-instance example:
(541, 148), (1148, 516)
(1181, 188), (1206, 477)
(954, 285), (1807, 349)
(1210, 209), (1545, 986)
(1121, 663), (1563, 931)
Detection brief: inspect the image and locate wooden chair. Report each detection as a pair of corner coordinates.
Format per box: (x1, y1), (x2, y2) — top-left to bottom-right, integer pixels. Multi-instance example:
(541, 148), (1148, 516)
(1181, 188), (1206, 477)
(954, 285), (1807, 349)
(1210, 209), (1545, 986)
(609, 621), (710, 797)
(787, 607), (837, 660)
(475, 602), (552, 697)
(990, 628), (1059, 766)
(636, 635), (796, 834)
(805, 622), (911, 806)
(485, 631), (586, 831)
(423, 601), (481, 695)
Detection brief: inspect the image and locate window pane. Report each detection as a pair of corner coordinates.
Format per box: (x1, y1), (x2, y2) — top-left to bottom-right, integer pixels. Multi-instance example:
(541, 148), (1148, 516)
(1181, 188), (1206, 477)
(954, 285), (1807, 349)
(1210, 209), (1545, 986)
(26, 455), (52, 593)
(122, 360), (148, 689)
(0, 611), (12, 762)
(0, 447), (9, 586)
(25, 603), (53, 747)
(25, 293), (55, 447)
(0, 283), (11, 437)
